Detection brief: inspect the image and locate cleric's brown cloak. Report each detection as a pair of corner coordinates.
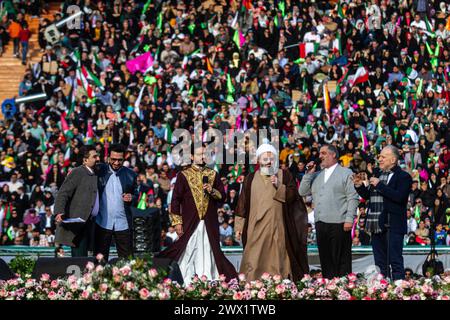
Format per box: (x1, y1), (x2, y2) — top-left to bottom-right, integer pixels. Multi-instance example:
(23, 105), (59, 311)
(236, 169), (309, 281)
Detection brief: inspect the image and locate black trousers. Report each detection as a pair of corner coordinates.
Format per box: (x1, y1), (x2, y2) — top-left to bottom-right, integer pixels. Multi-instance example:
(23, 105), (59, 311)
(316, 221), (352, 279)
(71, 217), (95, 257)
(94, 224), (133, 261)
(372, 231), (405, 280)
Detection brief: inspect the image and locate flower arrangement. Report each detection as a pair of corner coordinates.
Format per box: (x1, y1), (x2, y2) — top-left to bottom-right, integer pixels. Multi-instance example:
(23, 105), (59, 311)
(1, 255), (449, 300)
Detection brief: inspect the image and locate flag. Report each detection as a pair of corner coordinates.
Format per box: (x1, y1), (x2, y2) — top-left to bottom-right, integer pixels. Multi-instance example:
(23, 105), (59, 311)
(299, 42), (319, 58)
(323, 83), (331, 114)
(63, 147), (71, 167)
(7, 226), (14, 241)
(86, 121), (94, 145)
(81, 66), (103, 88)
(136, 192), (148, 210)
(92, 51), (102, 69)
(39, 133), (47, 152)
(337, 2), (345, 19)
(126, 51), (154, 74)
(67, 86), (77, 117)
(232, 29), (245, 49)
(377, 116), (383, 135)
(60, 114), (74, 139)
(425, 16), (434, 34)
(206, 57), (214, 74)
(242, 0), (252, 10)
(164, 123), (172, 144)
(333, 33), (342, 55)
(278, 0), (285, 17)
(142, 0), (152, 15)
(188, 23), (196, 35)
(4, 203), (12, 221)
(414, 206), (421, 222)
(153, 86), (158, 102)
(129, 124), (135, 146)
(134, 85), (145, 117)
(156, 11), (163, 30)
(231, 164), (242, 180)
(226, 74), (235, 102)
(231, 11), (238, 29)
(76, 67), (94, 99)
(360, 130), (369, 149)
(347, 66), (369, 87)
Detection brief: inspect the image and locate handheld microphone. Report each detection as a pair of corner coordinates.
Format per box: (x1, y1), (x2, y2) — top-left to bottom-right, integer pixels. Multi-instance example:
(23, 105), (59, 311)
(203, 176), (209, 196)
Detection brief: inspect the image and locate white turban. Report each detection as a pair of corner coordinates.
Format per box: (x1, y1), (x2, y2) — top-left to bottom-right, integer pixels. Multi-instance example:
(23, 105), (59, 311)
(256, 144), (278, 159)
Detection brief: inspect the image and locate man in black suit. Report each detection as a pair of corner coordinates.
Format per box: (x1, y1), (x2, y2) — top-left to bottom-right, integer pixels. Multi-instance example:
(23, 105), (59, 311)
(353, 145), (412, 280)
(54, 145), (100, 257)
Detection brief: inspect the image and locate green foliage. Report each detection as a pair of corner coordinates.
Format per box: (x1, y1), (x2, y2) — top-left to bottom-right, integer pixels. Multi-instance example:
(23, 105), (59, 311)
(8, 255), (36, 278)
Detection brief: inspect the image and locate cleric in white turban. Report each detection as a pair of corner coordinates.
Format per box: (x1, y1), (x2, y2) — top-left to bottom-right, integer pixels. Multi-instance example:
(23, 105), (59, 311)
(234, 143), (309, 282)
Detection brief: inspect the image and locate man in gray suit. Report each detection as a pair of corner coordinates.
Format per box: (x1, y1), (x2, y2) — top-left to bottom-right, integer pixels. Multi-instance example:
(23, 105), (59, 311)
(54, 145), (100, 257)
(299, 144), (359, 279)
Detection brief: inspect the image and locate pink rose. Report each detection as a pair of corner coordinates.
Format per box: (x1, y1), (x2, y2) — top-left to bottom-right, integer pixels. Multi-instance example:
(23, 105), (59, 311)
(347, 273), (357, 282)
(139, 288), (150, 299)
(96, 253), (104, 261)
(81, 290), (90, 299)
(221, 282), (229, 290)
(201, 290), (209, 297)
(201, 275), (208, 282)
(158, 292), (169, 300)
(92, 293), (100, 300)
(257, 290), (266, 299)
(95, 265), (104, 273)
(48, 291), (57, 300)
(238, 273), (246, 282)
(148, 268), (158, 278)
(233, 292), (244, 300)
(100, 283), (108, 293)
(112, 267), (120, 276)
(273, 275), (282, 283)
(219, 274), (227, 282)
(51, 280), (59, 289)
(40, 274), (50, 282)
(275, 284), (285, 295)
(261, 273), (271, 281)
(86, 262), (95, 271)
(120, 266), (131, 276)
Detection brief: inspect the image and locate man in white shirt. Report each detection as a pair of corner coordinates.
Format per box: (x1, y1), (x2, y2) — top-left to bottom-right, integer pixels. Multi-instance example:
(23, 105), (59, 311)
(248, 43), (266, 61)
(7, 173), (23, 193)
(299, 144), (359, 279)
(172, 66), (187, 91)
(410, 14), (427, 31)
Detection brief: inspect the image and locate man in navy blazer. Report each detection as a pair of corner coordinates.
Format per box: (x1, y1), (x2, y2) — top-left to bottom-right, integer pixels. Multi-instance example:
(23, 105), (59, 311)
(353, 145), (412, 280)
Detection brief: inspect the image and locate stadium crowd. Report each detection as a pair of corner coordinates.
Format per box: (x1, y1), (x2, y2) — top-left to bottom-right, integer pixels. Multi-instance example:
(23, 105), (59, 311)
(0, 0), (449, 251)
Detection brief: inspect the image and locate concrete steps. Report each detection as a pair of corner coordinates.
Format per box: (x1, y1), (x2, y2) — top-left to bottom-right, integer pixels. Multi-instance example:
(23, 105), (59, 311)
(0, 2), (62, 107)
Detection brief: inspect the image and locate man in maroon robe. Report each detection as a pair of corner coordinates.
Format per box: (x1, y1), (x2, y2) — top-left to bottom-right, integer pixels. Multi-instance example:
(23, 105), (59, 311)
(158, 148), (237, 284)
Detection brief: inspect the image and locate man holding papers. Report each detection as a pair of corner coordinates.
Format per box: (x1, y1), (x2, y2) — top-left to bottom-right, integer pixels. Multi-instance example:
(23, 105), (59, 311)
(54, 146), (100, 257)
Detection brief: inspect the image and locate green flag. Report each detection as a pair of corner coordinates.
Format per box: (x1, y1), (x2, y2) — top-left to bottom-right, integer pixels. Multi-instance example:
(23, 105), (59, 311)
(7, 226), (14, 241)
(156, 11), (163, 30)
(142, 0), (152, 15)
(39, 134), (47, 152)
(137, 192), (148, 210)
(278, 0), (285, 17)
(188, 23), (196, 35)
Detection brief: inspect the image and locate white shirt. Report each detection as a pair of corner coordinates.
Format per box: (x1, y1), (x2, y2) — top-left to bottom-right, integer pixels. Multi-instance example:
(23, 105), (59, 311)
(324, 163), (338, 184)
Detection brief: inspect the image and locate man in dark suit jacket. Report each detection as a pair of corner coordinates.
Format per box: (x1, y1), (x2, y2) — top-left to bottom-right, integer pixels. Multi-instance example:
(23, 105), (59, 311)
(94, 144), (138, 261)
(54, 145), (100, 257)
(353, 145), (412, 280)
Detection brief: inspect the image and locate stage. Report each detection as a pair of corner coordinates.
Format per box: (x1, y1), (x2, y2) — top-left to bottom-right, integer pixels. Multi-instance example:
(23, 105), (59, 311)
(1, 245), (449, 275)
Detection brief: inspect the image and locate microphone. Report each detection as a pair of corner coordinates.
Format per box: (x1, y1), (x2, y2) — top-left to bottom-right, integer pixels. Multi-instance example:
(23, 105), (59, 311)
(203, 176), (209, 196)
